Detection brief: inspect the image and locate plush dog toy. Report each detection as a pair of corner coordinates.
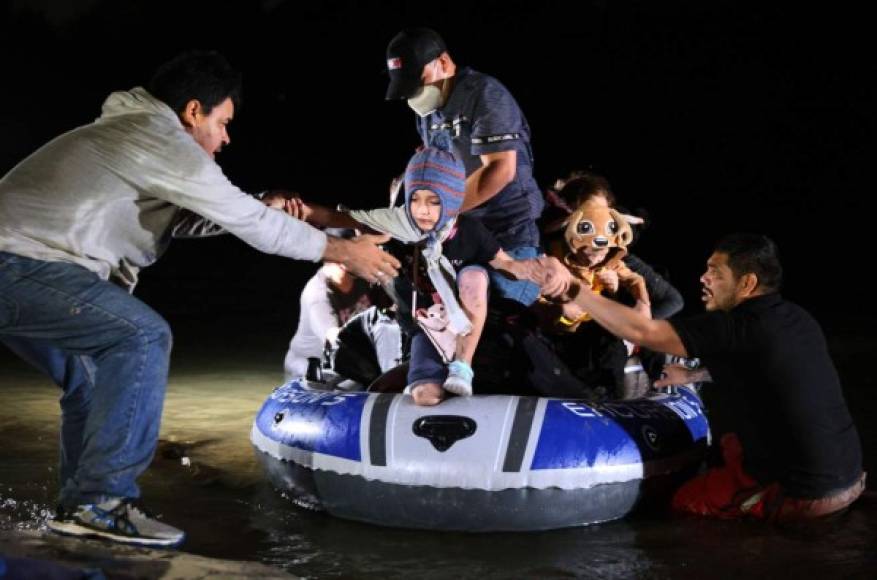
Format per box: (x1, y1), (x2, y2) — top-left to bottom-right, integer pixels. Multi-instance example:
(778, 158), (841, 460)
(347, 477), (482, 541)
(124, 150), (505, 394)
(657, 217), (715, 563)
(415, 303), (458, 363)
(541, 198), (649, 332)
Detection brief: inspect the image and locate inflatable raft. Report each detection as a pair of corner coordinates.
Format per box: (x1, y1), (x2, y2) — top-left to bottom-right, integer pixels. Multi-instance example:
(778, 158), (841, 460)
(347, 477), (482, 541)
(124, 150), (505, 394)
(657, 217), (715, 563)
(251, 380), (709, 531)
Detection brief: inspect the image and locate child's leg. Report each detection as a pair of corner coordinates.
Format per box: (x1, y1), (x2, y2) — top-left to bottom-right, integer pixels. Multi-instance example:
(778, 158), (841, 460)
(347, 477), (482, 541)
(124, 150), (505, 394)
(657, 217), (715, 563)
(406, 331), (447, 406)
(455, 266), (489, 364)
(444, 267), (488, 396)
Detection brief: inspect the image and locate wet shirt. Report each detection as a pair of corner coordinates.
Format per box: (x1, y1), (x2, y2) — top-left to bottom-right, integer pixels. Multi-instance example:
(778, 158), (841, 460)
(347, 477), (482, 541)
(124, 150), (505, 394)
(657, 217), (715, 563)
(416, 68), (542, 251)
(670, 293), (862, 498)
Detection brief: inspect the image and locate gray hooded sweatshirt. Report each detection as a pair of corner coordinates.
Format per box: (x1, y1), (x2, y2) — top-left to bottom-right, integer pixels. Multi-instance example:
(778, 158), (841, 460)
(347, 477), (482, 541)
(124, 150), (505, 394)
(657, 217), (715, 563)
(0, 87), (326, 290)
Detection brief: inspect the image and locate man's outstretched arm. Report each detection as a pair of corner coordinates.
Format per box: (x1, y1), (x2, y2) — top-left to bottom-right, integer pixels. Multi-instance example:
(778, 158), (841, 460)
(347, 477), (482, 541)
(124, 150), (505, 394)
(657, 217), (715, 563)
(262, 193), (399, 284)
(568, 283), (688, 357)
(263, 193), (361, 229)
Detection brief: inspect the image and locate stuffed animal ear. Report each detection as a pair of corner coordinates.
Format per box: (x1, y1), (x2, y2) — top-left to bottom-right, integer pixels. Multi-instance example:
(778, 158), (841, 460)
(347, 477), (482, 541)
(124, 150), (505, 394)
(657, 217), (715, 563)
(609, 208), (634, 248)
(620, 213), (645, 226)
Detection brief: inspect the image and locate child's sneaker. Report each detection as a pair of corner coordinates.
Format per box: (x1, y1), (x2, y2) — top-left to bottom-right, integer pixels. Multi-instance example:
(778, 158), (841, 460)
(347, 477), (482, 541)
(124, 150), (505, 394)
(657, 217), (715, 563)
(443, 360), (474, 397)
(48, 498), (185, 548)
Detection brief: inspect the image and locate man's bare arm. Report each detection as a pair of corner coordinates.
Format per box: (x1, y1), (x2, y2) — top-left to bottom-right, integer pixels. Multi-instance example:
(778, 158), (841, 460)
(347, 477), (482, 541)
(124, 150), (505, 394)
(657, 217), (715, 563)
(258, 191), (397, 282)
(571, 284), (688, 357)
(488, 248), (535, 280)
(461, 150), (517, 212)
(488, 251), (571, 297)
(301, 202), (361, 229)
(262, 192), (361, 229)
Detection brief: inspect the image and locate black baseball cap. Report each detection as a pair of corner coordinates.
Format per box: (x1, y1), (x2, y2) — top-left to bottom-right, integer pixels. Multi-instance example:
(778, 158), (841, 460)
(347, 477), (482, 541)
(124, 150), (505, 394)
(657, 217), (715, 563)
(385, 27), (447, 100)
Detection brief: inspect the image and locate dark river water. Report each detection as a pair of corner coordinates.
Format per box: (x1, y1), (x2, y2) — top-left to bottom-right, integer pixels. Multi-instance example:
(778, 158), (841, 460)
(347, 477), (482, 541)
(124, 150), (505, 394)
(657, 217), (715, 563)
(1, 318), (874, 579)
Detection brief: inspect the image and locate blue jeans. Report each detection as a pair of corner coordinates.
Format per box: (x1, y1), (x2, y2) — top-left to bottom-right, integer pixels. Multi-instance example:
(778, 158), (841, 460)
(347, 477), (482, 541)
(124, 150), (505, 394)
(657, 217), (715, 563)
(406, 331), (447, 387)
(490, 246), (541, 306)
(0, 252), (171, 506)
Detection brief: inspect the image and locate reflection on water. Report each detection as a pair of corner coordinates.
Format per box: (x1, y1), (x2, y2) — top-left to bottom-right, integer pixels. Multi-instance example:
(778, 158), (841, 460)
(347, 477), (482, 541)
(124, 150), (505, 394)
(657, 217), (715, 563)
(1, 330), (875, 579)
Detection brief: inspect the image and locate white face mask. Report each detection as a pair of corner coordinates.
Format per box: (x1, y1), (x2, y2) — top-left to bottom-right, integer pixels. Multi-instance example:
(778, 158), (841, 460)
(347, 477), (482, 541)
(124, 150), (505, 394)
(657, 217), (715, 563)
(407, 83), (443, 117)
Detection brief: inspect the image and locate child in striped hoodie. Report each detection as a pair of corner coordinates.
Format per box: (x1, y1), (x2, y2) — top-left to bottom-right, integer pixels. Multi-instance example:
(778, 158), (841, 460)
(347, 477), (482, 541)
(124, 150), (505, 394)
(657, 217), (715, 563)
(291, 133), (567, 404)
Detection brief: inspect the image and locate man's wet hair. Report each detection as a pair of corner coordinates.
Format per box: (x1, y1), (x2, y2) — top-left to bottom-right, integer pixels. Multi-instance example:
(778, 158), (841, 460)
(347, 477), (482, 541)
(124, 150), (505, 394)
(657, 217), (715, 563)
(714, 233), (783, 292)
(147, 50), (242, 117)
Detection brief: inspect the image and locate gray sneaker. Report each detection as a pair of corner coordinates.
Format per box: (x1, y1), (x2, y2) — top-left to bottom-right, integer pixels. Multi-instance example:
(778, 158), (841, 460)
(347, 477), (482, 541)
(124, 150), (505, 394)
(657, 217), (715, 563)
(48, 498), (185, 548)
(443, 360), (474, 397)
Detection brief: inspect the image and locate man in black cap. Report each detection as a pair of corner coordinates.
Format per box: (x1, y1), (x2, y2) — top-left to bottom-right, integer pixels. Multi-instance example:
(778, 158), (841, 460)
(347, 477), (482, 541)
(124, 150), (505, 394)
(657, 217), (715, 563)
(385, 27), (547, 307)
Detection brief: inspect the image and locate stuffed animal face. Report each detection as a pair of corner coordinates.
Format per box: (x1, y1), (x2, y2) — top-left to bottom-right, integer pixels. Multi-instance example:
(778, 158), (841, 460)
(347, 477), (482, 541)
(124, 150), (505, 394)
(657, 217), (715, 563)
(564, 199), (633, 268)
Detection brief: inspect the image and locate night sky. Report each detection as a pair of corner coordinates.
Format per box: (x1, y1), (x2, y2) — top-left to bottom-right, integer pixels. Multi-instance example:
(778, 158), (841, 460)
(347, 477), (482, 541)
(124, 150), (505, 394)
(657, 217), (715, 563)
(1, 0), (873, 331)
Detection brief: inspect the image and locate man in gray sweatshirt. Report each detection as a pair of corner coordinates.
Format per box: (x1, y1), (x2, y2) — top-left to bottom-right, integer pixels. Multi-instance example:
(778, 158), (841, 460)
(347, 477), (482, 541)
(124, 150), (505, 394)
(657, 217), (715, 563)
(0, 51), (399, 547)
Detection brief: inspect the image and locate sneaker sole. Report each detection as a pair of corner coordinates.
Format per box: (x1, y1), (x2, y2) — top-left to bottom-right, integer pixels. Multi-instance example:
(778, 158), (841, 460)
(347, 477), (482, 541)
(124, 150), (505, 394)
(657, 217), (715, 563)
(443, 379), (472, 397)
(47, 519), (185, 548)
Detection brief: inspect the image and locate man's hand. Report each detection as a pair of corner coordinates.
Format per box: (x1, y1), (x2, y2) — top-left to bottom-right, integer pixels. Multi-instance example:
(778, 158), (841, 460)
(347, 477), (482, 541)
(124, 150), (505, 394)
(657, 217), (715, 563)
(618, 268), (649, 305)
(323, 233), (400, 284)
(284, 197), (312, 221)
(653, 364), (695, 388)
(261, 190), (311, 220)
(261, 189), (297, 208)
(537, 256), (573, 299)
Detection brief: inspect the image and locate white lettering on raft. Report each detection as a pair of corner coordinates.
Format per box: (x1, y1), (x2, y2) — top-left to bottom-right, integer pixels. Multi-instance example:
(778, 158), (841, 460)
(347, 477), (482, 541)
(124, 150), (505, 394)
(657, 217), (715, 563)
(270, 390), (357, 406)
(665, 399), (700, 420)
(562, 402), (601, 417)
(562, 399), (701, 421)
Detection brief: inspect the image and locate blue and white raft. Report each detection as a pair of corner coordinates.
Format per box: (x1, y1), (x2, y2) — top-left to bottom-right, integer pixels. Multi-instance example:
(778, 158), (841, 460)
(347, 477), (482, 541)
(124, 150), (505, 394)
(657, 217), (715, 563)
(251, 380), (710, 531)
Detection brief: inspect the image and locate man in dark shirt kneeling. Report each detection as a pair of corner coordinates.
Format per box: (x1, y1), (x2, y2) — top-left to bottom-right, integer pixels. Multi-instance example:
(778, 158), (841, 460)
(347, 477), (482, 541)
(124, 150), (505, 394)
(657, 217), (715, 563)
(560, 232), (864, 521)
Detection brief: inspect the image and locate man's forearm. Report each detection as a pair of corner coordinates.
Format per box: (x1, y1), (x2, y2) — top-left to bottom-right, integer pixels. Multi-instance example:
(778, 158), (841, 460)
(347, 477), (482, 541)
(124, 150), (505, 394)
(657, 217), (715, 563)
(573, 285), (687, 357)
(461, 152), (516, 212)
(307, 203), (361, 229)
(489, 256), (535, 282)
(575, 289), (651, 341)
